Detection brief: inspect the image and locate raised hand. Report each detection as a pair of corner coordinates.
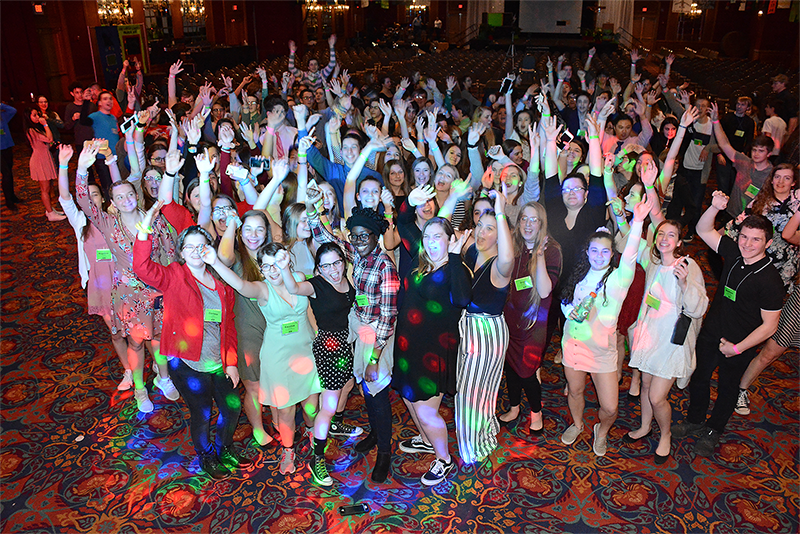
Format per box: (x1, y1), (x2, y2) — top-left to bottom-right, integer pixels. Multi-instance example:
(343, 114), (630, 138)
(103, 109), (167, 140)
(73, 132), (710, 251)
(169, 60), (183, 77)
(641, 158), (658, 187)
(199, 242), (217, 265)
(78, 142), (98, 171)
(272, 158), (290, 182)
(608, 196), (625, 218)
(494, 187), (507, 214)
(250, 156), (267, 176)
(401, 137), (417, 153)
(710, 190), (729, 211)
(329, 77), (343, 97)
(599, 96), (617, 121)
(380, 187), (395, 208)
(217, 123), (235, 149)
(298, 133), (316, 154)
(141, 199), (164, 230)
(665, 53), (675, 66)
(58, 144), (74, 166)
(195, 148), (217, 174)
(630, 49), (640, 62)
(709, 101), (719, 122)
(448, 229), (471, 254)
(542, 115), (562, 142)
(288, 40), (297, 54)
(399, 77), (410, 91)
(378, 99), (393, 119)
(449, 179), (472, 200)
(165, 150), (184, 175)
(577, 70), (586, 81)
(680, 105), (700, 128)
(239, 122), (254, 144)
(546, 56), (554, 70)
(487, 145), (504, 161)
(632, 195), (654, 222)
(328, 33), (337, 48)
(585, 114), (600, 138)
(408, 184), (435, 207)
(446, 76), (457, 92)
(468, 122), (487, 145)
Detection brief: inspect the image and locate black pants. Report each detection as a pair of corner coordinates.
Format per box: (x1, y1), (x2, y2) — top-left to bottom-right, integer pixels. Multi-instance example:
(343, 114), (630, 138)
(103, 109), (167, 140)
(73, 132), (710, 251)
(363, 385), (392, 453)
(686, 332), (755, 433)
(666, 168), (705, 236)
(504, 361), (542, 412)
(716, 157), (736, 196)
(1, 146), (17, 206)
(169, 358), (242, 456)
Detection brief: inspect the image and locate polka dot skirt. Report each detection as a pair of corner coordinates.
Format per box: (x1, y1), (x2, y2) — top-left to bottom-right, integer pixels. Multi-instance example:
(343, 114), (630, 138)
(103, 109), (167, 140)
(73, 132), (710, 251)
(313, 329), (354, 390)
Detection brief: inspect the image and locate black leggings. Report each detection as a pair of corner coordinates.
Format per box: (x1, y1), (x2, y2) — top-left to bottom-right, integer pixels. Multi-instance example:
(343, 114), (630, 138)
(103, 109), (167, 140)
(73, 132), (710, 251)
(504, 361), (542, 412)
(168, 358), (242, 456)
(363, 385), (393, 453)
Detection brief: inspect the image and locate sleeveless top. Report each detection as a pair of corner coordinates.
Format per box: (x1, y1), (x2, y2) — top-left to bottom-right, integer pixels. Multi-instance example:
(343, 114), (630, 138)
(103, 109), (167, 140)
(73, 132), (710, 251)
(465, 245), (509, 316)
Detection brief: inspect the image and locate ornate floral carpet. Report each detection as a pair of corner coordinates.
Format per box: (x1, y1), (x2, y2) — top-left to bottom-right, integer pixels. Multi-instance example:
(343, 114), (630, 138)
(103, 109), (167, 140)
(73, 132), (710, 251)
(1, 144), (798, 533)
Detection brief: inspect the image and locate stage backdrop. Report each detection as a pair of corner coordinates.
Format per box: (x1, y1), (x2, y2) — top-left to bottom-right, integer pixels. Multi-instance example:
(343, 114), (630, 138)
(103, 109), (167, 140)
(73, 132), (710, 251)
(519, 0), (583, 34)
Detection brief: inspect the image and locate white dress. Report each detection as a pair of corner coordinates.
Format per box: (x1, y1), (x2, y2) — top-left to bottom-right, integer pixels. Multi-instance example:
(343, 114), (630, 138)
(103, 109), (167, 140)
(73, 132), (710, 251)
(629, 254), (709, 388)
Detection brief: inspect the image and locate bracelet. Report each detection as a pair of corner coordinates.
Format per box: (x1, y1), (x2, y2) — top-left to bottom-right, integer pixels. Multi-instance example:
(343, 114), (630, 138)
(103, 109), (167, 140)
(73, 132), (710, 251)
(135, 222), (153, 235)
(542, 113), (551, 117)
(221, 147), (231, 153)
(384, 212), (393, 220)
(495, 213), (506, 220)
(188, 146), (197, 154)
(165, 172), (176, 178)
(201, 179), (210, 184)
(136, 123), (145, 131)
(712, 120), (720, 124)
(297, 152), (307, 158)
(733, 344), (741, 355)
(468, 142), (478, 149)
(59, 164), (68, 169)
(644, 184), (655, 190)
(430, 144), (440, 152)
(588, 135), (599, 140)
(322, 219), (331, 227)
(678, 124), (687, 129)
(168, 74), (175, 79)
(265, 126), (275, 135)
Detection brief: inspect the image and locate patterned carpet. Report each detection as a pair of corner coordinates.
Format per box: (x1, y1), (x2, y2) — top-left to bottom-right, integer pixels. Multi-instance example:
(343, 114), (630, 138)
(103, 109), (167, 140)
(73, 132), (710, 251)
(1, 142), (798, 533)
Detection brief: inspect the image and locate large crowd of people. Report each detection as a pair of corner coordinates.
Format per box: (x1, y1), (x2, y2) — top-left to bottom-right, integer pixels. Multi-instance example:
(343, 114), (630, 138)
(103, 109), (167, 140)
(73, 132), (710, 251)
(2, 39), (798, 487)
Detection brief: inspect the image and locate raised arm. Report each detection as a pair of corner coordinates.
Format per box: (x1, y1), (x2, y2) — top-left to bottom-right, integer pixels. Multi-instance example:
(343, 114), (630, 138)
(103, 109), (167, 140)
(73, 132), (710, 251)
(696, 191), (728, 252)
(709, 102), (737, 162)
(252, 158), (290, 210)
(658, 105), (697, 194)
(344, 137), (385, 217)
(194, 149), (216, 227)
(492, 189), (514, 283)
(204, 246), (268, 300)
(504, 75), (515, 139)
(167, 61), (183, 108)
(276, 249), (315, 296)
(542, 115), (562, 179)
(585, 114), (603, 177)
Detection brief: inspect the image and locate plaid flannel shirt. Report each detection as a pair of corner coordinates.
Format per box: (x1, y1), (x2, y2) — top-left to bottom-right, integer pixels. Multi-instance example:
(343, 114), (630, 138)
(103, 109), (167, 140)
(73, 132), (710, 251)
(309, 212), (399, 349)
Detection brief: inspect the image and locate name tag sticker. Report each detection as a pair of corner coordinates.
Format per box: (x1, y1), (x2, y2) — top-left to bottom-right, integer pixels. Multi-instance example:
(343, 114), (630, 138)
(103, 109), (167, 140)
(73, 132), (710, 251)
(514, 276), (533, 291)
(645, 293), (661, 310)
(693, 139), (703, 145)
(96, 249), (113, 262)
(282, 321), (299, 335)
(356, 294), (369, 307)
(723, 286), (737, 302)
(745, 184), (760, 197)
(306, 273), (314, 280)
(204, 309), (222, 322)
(734, 130), (745, 137)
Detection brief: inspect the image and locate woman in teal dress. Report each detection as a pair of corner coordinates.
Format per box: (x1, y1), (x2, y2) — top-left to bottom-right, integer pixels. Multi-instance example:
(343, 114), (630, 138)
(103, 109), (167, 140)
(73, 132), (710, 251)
(211, 242), (321, 475)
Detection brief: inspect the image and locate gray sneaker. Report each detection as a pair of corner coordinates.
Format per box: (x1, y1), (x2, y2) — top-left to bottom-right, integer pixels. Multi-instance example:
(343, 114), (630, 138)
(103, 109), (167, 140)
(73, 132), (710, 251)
(592, 423), (608, 456)
(560, 424), (582, 446)
(329, 420), (364, 438)
(735, 389), (750, 416)
(421, 457), (454, 486)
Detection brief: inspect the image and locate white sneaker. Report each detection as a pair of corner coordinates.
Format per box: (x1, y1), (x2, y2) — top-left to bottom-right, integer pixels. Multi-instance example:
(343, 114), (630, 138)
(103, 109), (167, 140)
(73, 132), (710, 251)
(154, 375), (180, 401)
(421, 457), (455, 486)
(117, 369), (133, 391)
(46, 211), (66, 221)
(134, 388), (154, 413)
(735, 389), (750, 416)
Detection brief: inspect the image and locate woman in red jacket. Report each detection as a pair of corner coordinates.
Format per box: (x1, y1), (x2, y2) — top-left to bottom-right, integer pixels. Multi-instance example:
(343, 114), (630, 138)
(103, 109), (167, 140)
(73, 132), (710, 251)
(133, 201), (248, 480)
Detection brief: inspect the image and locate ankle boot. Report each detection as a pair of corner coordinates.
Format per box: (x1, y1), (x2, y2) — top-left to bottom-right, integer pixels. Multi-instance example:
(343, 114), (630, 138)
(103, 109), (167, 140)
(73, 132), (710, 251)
(199, 454), (231, 480)
(354, 430), (377, 453)
(371, 451), (391, 483)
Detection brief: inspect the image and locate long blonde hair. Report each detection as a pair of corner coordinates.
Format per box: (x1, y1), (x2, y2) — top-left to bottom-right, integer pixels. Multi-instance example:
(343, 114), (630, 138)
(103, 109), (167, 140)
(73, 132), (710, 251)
(513, 202), (558, 325)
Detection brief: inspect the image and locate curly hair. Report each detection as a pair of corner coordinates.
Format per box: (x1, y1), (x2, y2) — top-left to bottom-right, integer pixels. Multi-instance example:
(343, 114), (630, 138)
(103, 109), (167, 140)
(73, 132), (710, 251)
(346, 206), (390, 236)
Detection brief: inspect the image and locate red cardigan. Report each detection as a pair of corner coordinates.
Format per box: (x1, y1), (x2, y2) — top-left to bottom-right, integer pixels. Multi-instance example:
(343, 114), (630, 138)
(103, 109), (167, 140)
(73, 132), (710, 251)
(133, 236), (237, 367)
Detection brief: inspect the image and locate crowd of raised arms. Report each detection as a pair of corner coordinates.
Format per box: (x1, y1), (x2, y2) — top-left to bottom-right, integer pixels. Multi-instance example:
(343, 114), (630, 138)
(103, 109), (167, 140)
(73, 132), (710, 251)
(16, 38), (799, 486)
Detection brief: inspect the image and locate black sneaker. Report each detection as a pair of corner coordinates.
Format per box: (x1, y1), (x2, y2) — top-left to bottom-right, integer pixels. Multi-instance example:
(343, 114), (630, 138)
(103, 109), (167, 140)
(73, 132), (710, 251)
(694, 427), (721, 458)
(329, 420), (364, 438)
(200, 454), (231, 480)
(219, 447), (252, 469)
(421, 457), (454, 486)
(309, 455), (333, 486)
(399, 435), (435, 454)
(671, 422), (705, 439)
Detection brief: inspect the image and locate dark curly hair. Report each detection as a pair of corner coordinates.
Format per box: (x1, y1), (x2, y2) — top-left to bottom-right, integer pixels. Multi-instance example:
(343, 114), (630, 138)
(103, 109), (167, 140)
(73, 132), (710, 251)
(561, 230), (618, 307)
(346, 206), (390, 236)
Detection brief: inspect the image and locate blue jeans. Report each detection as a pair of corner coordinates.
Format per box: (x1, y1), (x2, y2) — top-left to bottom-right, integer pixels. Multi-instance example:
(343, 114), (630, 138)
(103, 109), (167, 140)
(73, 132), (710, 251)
(168, 358), (242, 456)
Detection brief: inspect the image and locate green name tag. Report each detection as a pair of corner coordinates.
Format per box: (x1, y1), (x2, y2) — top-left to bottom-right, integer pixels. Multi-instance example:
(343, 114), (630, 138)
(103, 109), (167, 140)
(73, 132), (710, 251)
(745, 184), (760, 197)
(204, 309), (222, 322)
(96, 249), (113, 262)
(723, 286), (737, 302)
(514, 276), (533, 291)
(734, 130), (745, 137)
(306, 273), (314, 280)
(693, 139), (703, 145)
(282, 321), (299, 335)
(356, 294), (369, 307)
(645, 293), (661, 310)
(249, 297), (258, 302)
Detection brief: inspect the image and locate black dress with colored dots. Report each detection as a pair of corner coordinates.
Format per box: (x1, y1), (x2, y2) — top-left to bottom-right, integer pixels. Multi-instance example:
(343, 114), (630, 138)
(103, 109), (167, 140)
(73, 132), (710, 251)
(308, 275), (356, 390)
(391, 253), (472, 402)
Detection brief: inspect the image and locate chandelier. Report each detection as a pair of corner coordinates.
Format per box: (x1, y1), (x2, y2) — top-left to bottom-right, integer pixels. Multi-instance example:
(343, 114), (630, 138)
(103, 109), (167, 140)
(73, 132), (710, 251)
(181, 0), (206, 23)
(97, 0), (133, 25)
(305, 1), (350, 13)
(409, 0), (427, 13)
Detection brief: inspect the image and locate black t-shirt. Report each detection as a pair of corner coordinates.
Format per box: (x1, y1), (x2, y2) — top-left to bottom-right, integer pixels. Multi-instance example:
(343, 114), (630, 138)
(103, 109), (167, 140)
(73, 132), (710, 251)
(701, 236), (785, 343)
(308, 275), (355, 332)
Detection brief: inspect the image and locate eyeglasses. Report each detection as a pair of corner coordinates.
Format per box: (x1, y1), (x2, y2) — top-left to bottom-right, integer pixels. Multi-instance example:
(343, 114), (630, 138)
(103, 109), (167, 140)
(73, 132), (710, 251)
(562, 187), (586, 194)
(151, 157), (166, 163)
(182, 244), (206, 254)
(319, 259), (344, 271)
(260, 263), (279, 272)
(144, 174), (162, 182)
(212, 206), (236, 215)
(520, 216), (541, 225)
(349, 232), (374, 243)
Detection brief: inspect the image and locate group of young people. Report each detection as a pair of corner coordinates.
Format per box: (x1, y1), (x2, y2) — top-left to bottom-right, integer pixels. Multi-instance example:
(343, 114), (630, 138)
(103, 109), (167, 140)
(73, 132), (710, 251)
(20, 40), (798, 486)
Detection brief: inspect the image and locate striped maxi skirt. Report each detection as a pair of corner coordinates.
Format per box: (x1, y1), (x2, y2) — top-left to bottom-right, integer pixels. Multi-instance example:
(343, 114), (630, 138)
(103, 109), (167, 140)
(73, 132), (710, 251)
(455, 312), (510, 464)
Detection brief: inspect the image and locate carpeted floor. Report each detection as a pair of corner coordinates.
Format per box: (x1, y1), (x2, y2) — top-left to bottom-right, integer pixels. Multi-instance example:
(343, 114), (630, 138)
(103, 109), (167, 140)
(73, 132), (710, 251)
(1, 142), (798, 533)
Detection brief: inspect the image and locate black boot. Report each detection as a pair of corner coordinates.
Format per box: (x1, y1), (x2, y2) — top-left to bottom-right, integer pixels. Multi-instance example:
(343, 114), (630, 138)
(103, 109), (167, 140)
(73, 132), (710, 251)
(200, 454), (231, 480)
(355, 430), (377, 453)
(371, 451), (391, 483)
(219, 446), (252, 469)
